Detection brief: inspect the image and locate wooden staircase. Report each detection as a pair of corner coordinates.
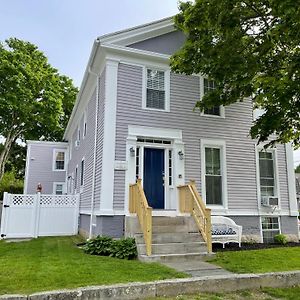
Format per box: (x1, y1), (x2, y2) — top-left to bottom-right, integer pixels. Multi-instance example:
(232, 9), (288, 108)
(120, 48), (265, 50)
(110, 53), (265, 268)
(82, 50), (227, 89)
(128, 180), (213, 262)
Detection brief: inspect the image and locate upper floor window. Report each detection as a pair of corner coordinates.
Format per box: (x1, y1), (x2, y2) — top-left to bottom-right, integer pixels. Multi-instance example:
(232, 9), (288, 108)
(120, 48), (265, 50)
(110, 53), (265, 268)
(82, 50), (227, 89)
(143, 67), (170, 111)
(202, 78), (224, 117)
(83, 112), (87, 138)
(258, 150), (278, 204)
(53, 150), (65, 171)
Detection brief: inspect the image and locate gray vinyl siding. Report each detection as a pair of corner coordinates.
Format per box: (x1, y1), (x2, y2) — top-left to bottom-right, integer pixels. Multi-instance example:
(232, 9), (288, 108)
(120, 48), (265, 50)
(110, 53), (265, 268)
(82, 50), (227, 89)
(128, 31), (186, 55)
(114, 63), (290, 213)
(67, 69), (105, 212)
(25, 143), (67, 194)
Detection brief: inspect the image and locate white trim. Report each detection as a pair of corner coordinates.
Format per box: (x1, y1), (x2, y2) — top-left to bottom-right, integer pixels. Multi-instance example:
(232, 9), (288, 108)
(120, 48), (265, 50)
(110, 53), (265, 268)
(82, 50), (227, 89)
(99, 59), (119, 213)
(201, 139), (228, 210)
(99, 17), (174, 46)
(24, 144), (31, 194)
(125, 126), (184, 215)
(255, 146), (281, 211)
(199, 77), (225, 118)
(52, 149), (67, 172)
(53, 182), (66, 195)
(142, 66), (170, 112)
(285, 143), (298, 216)
(27, 140), (68, 147)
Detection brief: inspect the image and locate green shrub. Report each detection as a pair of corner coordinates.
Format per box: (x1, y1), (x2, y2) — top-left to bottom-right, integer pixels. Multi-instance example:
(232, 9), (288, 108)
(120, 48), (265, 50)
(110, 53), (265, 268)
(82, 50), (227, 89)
(83, 236), (137, 260)
(83, 236), (113, 256)
(0, 171), (23, 200)
(109, 238), (137, 260)
(274, 234), (288, 245)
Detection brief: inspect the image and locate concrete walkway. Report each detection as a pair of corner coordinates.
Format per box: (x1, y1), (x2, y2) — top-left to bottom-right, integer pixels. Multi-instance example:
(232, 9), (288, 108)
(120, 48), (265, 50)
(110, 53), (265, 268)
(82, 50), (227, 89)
(162, 260), (233, 277)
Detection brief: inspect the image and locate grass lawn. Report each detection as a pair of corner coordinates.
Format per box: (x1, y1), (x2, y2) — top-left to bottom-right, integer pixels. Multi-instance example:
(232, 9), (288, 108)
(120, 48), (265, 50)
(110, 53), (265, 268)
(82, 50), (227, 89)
(0, 236), (186, 295)
(148, 286), (300, 299)
(208, 246), (300, 273)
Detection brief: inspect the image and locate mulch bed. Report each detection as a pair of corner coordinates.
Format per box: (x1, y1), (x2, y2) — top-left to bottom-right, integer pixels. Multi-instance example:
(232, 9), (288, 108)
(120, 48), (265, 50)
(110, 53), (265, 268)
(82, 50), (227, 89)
(213, 242), (300, 252)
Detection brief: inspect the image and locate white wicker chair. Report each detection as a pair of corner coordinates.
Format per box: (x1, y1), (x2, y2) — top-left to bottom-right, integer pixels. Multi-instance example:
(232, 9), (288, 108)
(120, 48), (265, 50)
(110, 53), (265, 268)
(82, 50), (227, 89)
(211, 216), (242, 248)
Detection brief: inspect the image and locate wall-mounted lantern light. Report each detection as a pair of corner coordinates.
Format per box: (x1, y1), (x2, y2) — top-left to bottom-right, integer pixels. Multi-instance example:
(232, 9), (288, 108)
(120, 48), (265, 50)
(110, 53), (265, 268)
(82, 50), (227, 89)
(129, 147), (135, 157)
(178, 150), (184, 160)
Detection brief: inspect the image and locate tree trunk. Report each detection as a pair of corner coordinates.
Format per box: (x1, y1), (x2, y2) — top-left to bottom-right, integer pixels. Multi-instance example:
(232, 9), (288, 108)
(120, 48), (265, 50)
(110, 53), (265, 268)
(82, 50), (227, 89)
(0, 130), (20, 181)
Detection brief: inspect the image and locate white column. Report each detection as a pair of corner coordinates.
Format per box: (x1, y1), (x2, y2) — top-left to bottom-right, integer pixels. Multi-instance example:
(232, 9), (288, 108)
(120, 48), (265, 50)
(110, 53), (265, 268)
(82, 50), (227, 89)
(99, 59), (119, 215)
(285, 143), (298, 216)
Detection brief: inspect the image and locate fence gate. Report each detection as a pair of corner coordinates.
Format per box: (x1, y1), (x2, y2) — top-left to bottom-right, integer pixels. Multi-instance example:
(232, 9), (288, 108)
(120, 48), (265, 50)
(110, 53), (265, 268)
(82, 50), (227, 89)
(0, 193), (79, 239)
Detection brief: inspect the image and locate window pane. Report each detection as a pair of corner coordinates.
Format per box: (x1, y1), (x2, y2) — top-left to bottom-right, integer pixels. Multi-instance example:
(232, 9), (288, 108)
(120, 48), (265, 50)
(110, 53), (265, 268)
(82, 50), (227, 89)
(80, 160), (84, 186)
(55, 184), (63, 195)
(205, 148), (220, 175)
(146, 69), (165, 109)
(146, 89), (165, 109)
(55, 152), (65, 170)
(204, 106), (220, 116)
(259, 159), (274, 179)
(206, 175), (222, 205)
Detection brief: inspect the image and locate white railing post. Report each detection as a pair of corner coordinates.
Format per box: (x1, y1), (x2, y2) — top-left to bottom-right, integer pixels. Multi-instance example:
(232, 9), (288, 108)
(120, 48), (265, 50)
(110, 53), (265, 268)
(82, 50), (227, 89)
(0, 192), (9, 239)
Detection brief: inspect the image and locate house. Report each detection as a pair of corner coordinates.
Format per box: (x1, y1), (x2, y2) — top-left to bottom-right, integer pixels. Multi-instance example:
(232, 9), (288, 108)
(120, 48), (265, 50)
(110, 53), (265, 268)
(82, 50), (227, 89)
(24, 17), (299, 245)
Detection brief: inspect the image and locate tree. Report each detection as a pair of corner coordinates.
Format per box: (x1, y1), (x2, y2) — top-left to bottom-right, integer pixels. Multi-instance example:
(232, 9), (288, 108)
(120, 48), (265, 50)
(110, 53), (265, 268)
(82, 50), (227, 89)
(0, 38), (78, 180)
(295, 164), (300, 173)
(171, 0), (300, 147)
(0, 142), (26, 179)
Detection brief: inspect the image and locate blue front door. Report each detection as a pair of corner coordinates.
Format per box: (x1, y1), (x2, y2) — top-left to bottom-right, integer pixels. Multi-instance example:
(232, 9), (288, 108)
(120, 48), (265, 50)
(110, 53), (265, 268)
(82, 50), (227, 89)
(143, 148), (165, 209)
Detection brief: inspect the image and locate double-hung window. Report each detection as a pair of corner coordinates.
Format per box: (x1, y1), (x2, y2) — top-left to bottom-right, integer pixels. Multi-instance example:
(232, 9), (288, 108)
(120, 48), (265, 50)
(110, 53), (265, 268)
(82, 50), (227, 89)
(144, 68), (170, 111)
(261, 216), (280, 243)
(204, 147), (223, 205)
(258, 151), (277, 204)
(202, 78), (224, 117)
(54, 183), (65, 195)
(54, 150), (65, 171)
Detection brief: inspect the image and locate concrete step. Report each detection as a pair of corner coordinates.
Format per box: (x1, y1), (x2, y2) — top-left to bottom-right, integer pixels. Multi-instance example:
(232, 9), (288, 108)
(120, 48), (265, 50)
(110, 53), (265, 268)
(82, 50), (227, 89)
(139, 252), (214, 263)
(152, 225), (197, 233)
(151, 216), (186, 226)
(137, 242), (207, 255)
(135, 232), (204, 244)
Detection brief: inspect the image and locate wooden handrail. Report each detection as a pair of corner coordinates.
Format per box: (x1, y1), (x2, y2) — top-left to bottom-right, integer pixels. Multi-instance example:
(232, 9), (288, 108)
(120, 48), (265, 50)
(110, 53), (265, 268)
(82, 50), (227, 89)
(178, 180), (212, 253)
(129, 179), (152, 256)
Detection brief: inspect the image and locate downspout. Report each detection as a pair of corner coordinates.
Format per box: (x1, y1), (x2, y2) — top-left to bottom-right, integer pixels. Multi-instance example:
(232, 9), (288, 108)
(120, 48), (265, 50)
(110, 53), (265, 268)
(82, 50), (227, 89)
(88, 39), (100, 239)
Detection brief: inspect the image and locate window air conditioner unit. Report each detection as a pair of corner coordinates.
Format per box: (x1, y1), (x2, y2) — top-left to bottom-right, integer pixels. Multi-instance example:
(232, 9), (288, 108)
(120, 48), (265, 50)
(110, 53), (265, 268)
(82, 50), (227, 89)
(75, 140), (80, 148)
(262, 196), (279, 207)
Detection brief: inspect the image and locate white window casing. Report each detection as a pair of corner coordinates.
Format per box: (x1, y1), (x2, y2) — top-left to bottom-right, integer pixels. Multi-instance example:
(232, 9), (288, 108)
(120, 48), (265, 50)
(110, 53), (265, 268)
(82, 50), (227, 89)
(52, 149), (66, 171)
(201, 139), (228, 210)
(256, 146), (280, 210)
(53, 182), (66, 195)
(261, 216), (281, 243)
(200, 77), (225, 118)
(142, 66), (170, 112)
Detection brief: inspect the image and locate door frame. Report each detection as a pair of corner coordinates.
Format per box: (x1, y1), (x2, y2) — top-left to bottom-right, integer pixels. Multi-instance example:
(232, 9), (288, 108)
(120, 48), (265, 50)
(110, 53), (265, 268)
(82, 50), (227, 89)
(125, 126), (185, 216)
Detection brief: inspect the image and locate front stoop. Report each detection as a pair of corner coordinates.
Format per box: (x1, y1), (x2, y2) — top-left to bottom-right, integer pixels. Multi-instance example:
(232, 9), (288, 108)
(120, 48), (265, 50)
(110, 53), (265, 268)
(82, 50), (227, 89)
(126, 216), (215, 264)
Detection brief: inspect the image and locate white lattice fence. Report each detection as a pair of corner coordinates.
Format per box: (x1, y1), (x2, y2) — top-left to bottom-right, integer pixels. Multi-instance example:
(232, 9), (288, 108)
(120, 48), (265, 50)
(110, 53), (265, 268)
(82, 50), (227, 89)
(0, 193), (79, 239)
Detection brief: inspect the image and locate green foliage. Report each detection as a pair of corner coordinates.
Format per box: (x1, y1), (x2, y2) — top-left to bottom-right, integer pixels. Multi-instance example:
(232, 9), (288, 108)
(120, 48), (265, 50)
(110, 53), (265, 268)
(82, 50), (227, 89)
(171, 0), (300, 147)
(274, 234), (288, 245)
(109, 238), (138, 260)
(83, 236), (113, 256)
(83, 236), (138, 260)
(0, 171), (23, 199)
(0, 38), (78, 179)
(295, 164), (300, 173)
(0, 143), (26, 179)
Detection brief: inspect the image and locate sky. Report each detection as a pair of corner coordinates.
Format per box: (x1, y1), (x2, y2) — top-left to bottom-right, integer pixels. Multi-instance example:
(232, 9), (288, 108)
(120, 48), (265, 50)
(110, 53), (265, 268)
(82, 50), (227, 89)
(1, 0), (300, 166)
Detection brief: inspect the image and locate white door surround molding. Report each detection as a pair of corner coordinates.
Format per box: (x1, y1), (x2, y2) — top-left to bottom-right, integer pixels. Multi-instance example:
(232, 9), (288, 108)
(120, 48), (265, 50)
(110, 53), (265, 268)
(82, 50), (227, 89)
(125, 125), (185, 216)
